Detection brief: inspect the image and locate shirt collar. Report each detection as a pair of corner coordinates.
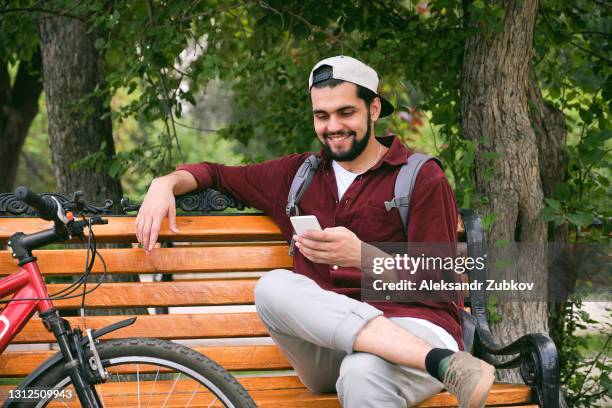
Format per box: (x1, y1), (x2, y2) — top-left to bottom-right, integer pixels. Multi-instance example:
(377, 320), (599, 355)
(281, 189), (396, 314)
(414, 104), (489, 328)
(319, 134), (409, 170)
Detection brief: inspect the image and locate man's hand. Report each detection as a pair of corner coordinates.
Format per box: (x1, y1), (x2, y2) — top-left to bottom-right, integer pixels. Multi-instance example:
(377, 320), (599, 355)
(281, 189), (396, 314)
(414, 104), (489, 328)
(294, 226), (362, 268)
(136, 175), (183, 254)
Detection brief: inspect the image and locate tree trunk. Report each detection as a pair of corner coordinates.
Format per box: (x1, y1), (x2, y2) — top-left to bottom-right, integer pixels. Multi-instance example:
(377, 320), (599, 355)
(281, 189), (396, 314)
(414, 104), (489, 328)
(38, 15), (122, 210)
(527, 67), (568, 243)
(38, 14), (144, 316)
(461, 0), (548, 383)
(0, 53), (43, 193)
(527, 67), (571, 356)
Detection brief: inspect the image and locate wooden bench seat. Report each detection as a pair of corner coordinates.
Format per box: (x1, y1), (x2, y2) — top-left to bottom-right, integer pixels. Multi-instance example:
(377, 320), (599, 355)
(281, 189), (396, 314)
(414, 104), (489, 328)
(0, 192), (559, 407)
(0, 380), (535, 407)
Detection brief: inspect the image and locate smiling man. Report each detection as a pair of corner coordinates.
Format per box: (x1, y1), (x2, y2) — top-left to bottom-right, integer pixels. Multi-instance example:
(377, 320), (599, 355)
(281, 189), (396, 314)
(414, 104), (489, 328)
(136, 56), (494, 408)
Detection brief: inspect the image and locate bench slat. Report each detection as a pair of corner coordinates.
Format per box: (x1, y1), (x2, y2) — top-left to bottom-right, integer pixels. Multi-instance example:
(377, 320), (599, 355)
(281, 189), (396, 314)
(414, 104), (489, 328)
(14, 314), (267, 343)
(0, 345), (290, 376)
(0, 245), (292, 276)
(0, 216), (284, 243)
(253, 383), (532, 407)
(38, 280), (257, 308)
(0, 241), (466, 277)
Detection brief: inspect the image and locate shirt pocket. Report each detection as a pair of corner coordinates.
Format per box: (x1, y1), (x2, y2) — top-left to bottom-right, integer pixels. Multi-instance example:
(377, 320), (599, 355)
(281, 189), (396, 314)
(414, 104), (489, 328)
(354, 202), (402, 243)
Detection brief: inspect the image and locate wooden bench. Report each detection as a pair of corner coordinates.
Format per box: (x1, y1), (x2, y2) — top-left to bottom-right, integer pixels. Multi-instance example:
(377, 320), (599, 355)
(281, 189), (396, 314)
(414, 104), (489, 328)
(0, 189), (559, 407)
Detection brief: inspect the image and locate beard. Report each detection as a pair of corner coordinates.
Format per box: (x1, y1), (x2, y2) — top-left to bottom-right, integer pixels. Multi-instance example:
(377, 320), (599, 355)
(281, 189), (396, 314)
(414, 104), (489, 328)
(322, 117), (372, 162)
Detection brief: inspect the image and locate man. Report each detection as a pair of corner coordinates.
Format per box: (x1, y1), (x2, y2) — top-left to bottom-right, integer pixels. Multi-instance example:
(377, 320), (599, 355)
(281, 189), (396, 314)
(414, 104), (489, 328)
(136, 56), (494, 408)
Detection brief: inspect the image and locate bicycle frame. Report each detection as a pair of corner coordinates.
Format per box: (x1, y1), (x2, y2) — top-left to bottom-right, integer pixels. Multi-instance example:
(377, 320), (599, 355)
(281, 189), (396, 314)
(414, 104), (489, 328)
(0, 260), (53, 355)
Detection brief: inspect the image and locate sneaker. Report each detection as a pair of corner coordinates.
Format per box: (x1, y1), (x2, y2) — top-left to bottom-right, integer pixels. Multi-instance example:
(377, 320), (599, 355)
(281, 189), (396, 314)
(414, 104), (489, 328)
(442, 351), (495, 408)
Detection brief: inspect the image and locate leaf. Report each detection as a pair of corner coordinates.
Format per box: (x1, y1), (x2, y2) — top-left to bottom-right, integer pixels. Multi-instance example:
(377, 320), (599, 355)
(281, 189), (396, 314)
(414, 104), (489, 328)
(554, 182), (570, 200)
(539, 206), (558, 222)
(94, 38), (106, 50)
(482, 213), (496, 231)
(544, 198), (562, 211)
(597, 175), (609, 187)
(494, 259), (513, 270)
(472, 0), (485, 9)
(494, 239), (511, 248)
(181, 91), (196, 105)
(566, 212), (592, 227)
(584, 129), (612, 145)
(483, 151), (503, 160)
(107, 160), (122, 178)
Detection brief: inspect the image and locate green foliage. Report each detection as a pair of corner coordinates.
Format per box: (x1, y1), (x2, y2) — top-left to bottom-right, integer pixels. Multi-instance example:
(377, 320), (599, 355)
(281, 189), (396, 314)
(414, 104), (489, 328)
(552, 296), (611, 407)
(15, 96), (56, 192)
(486, 294), (502, 324)
(535, 0), (611, 236)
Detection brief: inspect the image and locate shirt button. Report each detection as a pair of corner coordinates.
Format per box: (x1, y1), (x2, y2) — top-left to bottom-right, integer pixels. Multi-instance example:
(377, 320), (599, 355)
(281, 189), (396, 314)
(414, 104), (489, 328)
(332, 265), (339, 270)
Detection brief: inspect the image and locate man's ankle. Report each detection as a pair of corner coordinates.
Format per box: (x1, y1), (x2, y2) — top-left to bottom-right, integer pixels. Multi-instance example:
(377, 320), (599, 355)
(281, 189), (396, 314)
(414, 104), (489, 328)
(425, 348), (454, 381)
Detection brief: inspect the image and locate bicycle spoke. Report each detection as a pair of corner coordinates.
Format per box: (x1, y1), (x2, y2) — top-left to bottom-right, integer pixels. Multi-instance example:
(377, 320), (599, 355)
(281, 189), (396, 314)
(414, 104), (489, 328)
(207, 397), (218, 408)
(160, 373), (181, 408)
(136, 363), (140, 408)
(115, 371), (127, 406)
(146, 366), (160, 408)
(185, 382), (200, 408)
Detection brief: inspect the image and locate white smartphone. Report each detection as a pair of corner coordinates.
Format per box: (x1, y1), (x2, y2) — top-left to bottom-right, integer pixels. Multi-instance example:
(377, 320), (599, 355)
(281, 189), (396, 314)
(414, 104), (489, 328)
(290, 215), (322, 236)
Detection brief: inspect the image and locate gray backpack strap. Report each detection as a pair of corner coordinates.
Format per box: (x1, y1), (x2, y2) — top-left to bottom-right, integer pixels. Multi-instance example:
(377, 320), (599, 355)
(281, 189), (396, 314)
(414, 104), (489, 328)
(384, 153), (443, 234)
(286, 154), (321, 255)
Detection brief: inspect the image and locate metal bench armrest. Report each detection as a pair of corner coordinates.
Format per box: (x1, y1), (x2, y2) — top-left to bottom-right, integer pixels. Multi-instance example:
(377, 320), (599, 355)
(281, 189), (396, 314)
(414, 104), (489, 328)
(460, 208), (560, 408)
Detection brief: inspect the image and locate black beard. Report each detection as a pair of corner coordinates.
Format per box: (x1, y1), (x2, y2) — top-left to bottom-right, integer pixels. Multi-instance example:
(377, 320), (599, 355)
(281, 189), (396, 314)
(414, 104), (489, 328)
(322, 118), (372, 162)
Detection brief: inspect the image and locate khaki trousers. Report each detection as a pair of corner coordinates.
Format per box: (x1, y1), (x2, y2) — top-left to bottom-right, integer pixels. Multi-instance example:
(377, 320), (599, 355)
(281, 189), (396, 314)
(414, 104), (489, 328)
(254, 269), (446, 408)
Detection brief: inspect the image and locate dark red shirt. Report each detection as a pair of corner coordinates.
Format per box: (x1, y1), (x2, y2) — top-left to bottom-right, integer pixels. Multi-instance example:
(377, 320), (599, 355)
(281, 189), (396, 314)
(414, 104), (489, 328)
(177, 135), (464, 349)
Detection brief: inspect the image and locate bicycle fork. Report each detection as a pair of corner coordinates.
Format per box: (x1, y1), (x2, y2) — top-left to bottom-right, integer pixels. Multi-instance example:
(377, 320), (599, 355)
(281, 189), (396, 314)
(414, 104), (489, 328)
(40, 309), (105, 408)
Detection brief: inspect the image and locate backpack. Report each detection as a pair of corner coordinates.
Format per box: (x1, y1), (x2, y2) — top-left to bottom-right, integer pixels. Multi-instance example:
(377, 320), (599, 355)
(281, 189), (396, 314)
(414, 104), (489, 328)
(285, 152), (443, 255)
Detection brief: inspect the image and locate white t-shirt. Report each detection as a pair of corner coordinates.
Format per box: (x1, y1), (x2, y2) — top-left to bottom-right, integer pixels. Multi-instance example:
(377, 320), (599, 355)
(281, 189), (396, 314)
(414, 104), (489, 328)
(332, 160), (360, 200)
(331, 160), (459, 351)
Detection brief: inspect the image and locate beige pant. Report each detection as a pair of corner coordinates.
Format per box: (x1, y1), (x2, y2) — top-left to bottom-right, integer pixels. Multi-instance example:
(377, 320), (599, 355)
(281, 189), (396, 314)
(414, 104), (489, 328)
(254, 269), (446, 408)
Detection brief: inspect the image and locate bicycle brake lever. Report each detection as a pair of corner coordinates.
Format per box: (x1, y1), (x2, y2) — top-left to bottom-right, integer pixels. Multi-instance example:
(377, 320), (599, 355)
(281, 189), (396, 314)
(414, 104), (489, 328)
(73, 191), (86, 212)
(90, 216), (108, 225)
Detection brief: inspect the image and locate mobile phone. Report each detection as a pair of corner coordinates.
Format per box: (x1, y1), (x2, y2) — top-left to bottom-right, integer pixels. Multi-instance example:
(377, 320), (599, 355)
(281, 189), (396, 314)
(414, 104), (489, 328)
(290, 215), (322, 236)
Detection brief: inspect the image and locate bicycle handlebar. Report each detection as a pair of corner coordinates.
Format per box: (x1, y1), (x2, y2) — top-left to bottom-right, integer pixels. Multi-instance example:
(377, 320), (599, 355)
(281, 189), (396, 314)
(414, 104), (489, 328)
(9, 187), (109, 257)
(15, 186), (61, 222)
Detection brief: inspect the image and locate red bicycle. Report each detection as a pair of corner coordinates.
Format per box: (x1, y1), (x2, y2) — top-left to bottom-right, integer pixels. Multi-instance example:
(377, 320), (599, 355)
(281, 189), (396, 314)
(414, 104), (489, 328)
(0, 187), (255, 407)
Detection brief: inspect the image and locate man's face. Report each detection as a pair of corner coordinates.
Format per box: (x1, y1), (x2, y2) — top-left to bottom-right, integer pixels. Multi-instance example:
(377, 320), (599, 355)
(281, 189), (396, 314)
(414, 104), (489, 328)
(311, 82), (377, 162)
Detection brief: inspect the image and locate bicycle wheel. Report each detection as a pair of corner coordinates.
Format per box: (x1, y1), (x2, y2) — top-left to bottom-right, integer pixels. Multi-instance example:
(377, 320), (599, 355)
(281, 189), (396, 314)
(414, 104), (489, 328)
(16, 337), (257, 408)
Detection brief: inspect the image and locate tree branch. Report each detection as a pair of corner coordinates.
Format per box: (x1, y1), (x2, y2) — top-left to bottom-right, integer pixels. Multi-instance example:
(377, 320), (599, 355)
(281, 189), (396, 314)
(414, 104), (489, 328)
(0, 60), (10, 107)
(576, 333), (611, 396)
(11, 50), (43, 116)
(0, 7), (82, 20)
(539, 6), (612, 65)
(591, 0), (612, 10)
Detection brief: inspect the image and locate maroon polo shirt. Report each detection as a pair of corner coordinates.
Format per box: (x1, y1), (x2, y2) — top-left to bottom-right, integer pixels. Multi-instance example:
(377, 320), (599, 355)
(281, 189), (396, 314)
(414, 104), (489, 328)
(177, 135), (464, 349)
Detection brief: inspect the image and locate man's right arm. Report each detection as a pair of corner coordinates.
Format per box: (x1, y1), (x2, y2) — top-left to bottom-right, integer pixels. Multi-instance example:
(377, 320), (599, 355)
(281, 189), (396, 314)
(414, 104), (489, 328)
(136, 153), (310, 253)
(135, 169), (204, 253)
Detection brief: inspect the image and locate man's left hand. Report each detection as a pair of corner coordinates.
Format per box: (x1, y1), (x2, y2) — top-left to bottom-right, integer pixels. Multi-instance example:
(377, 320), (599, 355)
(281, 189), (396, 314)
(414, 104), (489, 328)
(294, 227), (361, 268)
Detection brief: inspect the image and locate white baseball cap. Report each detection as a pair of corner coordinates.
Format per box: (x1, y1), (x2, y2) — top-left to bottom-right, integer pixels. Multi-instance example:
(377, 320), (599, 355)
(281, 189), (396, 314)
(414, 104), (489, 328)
(308, 55), (394, 117)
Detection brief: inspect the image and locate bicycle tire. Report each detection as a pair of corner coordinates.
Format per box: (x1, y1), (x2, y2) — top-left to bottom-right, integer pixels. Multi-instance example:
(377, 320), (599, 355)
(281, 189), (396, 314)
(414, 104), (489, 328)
(13, 337), (257, 408)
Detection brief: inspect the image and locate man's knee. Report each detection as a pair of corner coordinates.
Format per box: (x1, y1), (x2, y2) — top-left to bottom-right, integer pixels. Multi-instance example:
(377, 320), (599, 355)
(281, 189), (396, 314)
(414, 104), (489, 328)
(337, 353), (401, 407)
(254, 269), (293, 320)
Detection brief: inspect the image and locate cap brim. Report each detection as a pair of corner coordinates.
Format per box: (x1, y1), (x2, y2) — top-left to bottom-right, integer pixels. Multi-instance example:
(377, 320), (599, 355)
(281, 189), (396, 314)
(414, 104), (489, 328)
(379, 96), (394, 117)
